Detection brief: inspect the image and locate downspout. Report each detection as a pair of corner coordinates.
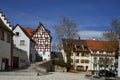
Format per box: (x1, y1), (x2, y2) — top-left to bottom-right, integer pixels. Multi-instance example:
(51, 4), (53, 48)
(10, 35), (13, 70)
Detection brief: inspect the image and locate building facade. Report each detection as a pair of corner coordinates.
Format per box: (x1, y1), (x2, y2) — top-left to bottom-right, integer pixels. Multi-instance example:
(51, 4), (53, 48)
(13, 24), (37, 64)
(61, 38), (91, 71)
(61, 38), (117, 71)
(86, 40), (116, 71)
(13, 47), (28, 69)
(0, 12), (13, 70)
(32, 23), (52, 60)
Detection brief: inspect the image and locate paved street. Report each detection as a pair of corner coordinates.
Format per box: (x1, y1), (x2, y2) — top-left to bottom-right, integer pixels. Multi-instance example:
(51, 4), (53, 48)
(0, 72), (89, 80)
(0, 71), (119, 80)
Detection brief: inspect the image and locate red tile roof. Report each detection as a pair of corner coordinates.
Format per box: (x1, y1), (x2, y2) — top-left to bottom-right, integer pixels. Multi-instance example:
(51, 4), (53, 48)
(86, 40), (117, 51)
(23, 28), (35, 37)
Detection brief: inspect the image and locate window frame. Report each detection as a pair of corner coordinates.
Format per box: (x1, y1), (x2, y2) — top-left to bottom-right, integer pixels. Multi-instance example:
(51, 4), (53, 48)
(20, 40), (25, 46)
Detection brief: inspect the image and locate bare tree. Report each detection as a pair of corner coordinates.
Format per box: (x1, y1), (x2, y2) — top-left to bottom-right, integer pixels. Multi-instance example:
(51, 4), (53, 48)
(53, 16), (79, 40)
(103, 19), (120, 41)
(103, 19), (119, 58)
(53, 16), (79, 71)
(51, 42), (61, 51)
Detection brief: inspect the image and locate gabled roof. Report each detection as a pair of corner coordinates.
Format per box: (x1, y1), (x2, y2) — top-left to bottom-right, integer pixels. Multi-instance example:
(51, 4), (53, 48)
(32, 22), (52, 39)
(86, 40), (117, 51)
(23, 28), (35, 37)
(0, 12), (12, 30)
(62, 38), (89, 52)
(14, 24), (36, 43)
(0, 12), (13, 35)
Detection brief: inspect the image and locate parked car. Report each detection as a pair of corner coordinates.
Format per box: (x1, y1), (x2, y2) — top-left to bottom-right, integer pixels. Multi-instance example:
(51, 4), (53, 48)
(111, 70), (118, 76)
(98, 70), (116, 77)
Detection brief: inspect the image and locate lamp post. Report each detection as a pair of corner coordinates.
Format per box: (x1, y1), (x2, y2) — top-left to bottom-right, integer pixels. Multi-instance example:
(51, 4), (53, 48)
(118, 40), (120, 77)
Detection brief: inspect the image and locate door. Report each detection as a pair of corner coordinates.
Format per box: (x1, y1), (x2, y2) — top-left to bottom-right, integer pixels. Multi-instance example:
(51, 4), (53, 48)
(2, 58), (9, 71)
(13, 56), (19, 69)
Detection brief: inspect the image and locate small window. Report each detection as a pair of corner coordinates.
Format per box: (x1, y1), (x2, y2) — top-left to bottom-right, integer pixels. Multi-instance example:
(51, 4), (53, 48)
(7, 34), (11, 43)
(85, 60), (89, 63)
(15, 32), (19, 36)
(81, 60), (84, 63)
(84, 46), (87, 50)
(76, 53), (79, 56)
(81, 53), (84, 56)
(76, 59), (79, 63)
(71, 53), (73, 56)
(20, 40), (25, 46)
(0, 30), (4, 40)
(43, 52), (45, 55)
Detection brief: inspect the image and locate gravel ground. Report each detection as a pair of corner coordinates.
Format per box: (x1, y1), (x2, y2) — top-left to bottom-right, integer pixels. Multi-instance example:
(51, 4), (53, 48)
(0, 72), (89, 80)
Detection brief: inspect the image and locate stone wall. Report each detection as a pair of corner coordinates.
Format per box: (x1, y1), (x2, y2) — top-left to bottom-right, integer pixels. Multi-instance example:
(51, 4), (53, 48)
(54, 65), (67, 72)
(38, 60), (54, 72)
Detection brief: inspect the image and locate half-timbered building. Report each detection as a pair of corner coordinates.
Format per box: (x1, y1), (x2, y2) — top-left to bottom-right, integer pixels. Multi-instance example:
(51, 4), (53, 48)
(32, 23), (52, 60)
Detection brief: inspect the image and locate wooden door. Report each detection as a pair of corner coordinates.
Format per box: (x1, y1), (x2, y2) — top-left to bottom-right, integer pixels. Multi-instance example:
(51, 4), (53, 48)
(13, 56), (19, 69)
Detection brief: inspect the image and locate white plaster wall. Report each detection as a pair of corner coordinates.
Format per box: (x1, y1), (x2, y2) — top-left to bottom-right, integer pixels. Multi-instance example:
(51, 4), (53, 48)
(0, 33), (11, 70)
(71, 52), (91, 70)
(38, 52), (50, 60)
(13, 26), (30, 63)
(90, 56), (115, 71)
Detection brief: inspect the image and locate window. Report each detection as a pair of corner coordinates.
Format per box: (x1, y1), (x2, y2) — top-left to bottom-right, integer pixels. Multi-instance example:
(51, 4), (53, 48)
(93, 51), (96, 53)
(71, 53), (73, 56)
(94, 57), (97, 63)
(43, 52), (45, 55)
(80, 59), (89, 63)
(45, 44), (48, 48)
(76, 59), (79, 63)
(81, 59), (84, 63)
(15, 32), (19, 36)
(84, 46), (87, 50)
(84, 53), (89, 57)
(0, 30), (4, 40)
(85, 60), (89, 63)
(81, 53), (84, 56)
(76, 53), (79, 56)
(20, 40), (25, 46)
(45, 37), (48, 42)
(7, 34), (11, 43)
(99, 51), (103, 53)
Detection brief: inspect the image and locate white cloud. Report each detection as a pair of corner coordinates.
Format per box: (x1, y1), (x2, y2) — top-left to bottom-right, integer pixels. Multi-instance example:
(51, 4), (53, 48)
(78, 30), (104, 40)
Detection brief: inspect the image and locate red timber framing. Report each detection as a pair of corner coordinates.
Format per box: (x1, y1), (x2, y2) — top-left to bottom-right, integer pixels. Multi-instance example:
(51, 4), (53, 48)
(32, 23), (52, 53)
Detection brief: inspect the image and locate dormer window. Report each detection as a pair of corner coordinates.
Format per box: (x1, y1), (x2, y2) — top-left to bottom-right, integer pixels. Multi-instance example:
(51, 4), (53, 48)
(15, 32), (19, 36)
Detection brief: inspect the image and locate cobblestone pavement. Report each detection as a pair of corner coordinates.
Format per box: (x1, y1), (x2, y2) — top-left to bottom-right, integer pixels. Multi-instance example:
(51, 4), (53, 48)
(0, 72), (89, 80)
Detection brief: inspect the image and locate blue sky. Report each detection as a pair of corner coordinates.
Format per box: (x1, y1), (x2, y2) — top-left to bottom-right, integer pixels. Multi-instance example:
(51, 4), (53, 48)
(0, 0), (120, 41)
